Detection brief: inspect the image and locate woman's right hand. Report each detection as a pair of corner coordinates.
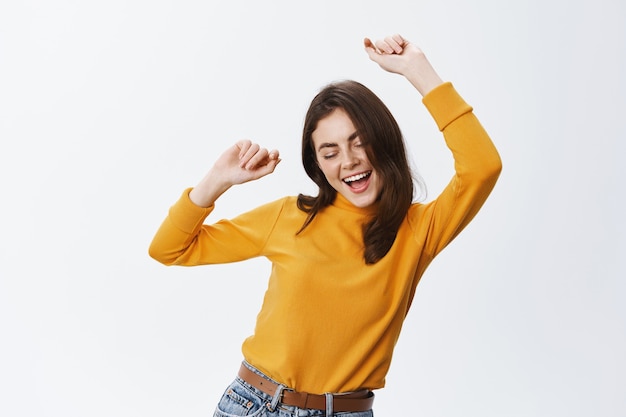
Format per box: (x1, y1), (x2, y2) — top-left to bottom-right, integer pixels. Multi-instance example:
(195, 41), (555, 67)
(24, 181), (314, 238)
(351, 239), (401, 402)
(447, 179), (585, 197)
(189, 140), (281, 207)
(214, 140), (281, 186)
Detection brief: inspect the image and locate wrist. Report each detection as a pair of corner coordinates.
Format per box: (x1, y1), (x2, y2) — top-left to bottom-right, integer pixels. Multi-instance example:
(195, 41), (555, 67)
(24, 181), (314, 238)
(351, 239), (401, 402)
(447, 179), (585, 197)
(404, 55), (443, 96)
(189, 169), (232, 207)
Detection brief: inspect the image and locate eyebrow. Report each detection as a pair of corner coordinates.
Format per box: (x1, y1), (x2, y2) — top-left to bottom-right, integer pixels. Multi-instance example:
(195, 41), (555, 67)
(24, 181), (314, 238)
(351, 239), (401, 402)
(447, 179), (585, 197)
(316, 131), (359, 152)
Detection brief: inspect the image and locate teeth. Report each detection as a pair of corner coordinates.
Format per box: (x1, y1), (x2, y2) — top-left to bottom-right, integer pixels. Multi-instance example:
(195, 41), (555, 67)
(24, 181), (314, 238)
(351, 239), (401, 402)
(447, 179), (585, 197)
(344, 172), (370, 183)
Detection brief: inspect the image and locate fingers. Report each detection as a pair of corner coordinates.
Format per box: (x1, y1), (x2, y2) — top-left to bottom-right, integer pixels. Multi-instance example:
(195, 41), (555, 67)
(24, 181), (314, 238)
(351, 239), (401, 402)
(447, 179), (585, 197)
(364, 37), (378, 61)
(237, 140), (262, 169)
(364, 34), (408, 55)
(236, 140), (280, 171)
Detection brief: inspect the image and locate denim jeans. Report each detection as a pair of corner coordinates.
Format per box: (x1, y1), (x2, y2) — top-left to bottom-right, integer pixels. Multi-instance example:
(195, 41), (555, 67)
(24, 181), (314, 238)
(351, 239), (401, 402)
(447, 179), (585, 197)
(212, 363), (374, 417)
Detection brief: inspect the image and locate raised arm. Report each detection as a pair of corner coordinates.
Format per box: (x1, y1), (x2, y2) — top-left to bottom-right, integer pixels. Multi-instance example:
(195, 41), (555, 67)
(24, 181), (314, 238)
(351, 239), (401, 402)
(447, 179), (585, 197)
(148, 140), (280, 265)
(366, 33), (502, 256)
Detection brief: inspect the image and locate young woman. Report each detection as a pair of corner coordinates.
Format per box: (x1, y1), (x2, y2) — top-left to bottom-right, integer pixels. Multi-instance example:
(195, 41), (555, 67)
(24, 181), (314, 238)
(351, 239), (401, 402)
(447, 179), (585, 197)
(149, 33), (502, 417)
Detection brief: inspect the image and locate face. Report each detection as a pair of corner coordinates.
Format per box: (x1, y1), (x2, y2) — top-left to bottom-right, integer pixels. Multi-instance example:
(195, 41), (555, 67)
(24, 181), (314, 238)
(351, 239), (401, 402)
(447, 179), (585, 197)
(311, 108), (382, 208)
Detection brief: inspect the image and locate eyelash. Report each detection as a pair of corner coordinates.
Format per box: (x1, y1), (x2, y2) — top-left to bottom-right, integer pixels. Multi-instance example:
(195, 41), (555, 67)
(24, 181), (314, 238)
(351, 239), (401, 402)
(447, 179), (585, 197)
(321, 142), (363, 160)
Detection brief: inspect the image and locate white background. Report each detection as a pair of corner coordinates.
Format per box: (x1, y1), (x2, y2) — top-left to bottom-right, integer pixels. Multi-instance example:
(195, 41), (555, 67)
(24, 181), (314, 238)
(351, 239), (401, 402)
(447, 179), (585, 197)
(1, 1), (625, 416)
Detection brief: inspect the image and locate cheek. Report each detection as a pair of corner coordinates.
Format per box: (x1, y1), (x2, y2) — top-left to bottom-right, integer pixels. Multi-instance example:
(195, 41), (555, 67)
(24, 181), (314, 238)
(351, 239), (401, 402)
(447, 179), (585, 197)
(316, 160), (335, 179)
(359, 148), (373, 164)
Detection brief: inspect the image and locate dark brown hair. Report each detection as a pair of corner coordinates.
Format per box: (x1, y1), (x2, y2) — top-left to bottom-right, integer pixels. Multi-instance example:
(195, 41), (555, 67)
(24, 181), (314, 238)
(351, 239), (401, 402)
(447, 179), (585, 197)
(297, 80), (418, 264)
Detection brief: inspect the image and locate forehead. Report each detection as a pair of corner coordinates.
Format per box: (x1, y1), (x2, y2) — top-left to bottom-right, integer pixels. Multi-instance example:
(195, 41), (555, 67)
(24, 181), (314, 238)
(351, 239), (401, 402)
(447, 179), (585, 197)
(311, 108), (357, 146)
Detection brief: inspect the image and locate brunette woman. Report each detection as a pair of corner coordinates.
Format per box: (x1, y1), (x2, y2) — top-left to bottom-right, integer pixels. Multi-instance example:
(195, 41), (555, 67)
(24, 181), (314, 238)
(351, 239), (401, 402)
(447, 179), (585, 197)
(149, 33), (502, 417)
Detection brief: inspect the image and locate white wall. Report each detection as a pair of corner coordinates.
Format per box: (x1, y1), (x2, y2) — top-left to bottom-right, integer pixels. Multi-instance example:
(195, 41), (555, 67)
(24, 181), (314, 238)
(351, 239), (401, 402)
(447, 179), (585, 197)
(1, 1), (624, 416)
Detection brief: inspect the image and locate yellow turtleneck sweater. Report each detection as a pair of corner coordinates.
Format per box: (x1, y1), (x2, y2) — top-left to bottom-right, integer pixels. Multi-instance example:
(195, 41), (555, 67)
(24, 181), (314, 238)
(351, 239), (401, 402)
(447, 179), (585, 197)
(149, 82), (502, 394)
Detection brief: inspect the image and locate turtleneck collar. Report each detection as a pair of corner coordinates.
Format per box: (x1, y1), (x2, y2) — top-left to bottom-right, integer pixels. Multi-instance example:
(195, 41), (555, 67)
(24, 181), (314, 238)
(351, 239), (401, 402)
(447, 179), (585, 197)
(331, 192), (380, 216)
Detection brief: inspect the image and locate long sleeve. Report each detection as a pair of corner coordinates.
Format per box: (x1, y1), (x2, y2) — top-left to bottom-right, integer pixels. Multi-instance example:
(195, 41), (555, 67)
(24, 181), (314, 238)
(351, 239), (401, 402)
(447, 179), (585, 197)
(148, 188), (287, 266)
(411, 82), (502, 257)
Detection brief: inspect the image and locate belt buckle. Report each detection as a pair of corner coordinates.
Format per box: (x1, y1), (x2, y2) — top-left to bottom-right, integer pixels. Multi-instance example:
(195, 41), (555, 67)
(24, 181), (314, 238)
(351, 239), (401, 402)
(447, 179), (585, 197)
(266, 385), (287, 411)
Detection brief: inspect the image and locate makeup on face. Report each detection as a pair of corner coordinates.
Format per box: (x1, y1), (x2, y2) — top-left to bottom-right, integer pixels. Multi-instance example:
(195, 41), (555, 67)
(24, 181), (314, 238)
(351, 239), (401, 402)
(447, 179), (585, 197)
(312, 108), (382, 208)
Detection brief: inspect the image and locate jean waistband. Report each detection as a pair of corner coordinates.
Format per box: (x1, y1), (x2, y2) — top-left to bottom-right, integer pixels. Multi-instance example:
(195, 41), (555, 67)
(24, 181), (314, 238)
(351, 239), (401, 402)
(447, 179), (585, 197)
(237, 362), (374, 413)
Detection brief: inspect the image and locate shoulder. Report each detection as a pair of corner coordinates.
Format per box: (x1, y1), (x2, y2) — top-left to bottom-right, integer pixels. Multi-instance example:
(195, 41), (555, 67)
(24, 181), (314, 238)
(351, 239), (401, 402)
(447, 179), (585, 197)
(260, 195), (298, 210)
(406, 200), (436, 228)
(244, 195), (302, 219)
(238, 196), (306, 233)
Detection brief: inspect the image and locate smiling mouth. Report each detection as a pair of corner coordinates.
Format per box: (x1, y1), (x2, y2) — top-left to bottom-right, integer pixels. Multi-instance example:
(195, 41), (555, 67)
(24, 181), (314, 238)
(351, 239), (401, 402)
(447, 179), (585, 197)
(343, 171), (372, 187)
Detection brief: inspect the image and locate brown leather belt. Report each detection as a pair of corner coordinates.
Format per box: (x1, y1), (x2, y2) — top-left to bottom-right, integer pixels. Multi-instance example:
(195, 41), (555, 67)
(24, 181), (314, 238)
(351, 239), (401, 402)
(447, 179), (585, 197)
(237, 364), (374, 412)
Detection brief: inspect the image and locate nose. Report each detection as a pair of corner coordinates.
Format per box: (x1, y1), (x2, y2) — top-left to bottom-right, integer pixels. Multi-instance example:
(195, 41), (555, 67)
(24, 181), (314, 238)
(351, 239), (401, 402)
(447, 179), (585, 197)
(341, 149), (360, 169)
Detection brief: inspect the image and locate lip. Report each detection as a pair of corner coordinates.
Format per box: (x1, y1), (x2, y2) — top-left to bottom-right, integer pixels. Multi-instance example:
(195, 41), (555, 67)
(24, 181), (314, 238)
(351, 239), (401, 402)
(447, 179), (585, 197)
(342, 170), (372, 183)
(342, 171), (372, 194)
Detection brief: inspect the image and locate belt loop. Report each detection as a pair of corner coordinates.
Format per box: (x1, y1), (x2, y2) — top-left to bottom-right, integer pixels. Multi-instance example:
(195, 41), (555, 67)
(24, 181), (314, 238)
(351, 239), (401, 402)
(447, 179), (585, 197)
(324, 393), (333, 417)
(267, 383), (286, 412)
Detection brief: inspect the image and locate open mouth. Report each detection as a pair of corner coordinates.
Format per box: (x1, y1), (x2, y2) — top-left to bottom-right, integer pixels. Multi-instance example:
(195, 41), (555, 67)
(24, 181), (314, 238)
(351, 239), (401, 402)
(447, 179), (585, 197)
(343, 171), (372, 188)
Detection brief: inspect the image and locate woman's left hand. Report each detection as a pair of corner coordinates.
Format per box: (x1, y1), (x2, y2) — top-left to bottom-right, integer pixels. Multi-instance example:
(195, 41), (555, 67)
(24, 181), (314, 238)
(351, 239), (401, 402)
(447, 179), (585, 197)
(364, 34), (443, 96)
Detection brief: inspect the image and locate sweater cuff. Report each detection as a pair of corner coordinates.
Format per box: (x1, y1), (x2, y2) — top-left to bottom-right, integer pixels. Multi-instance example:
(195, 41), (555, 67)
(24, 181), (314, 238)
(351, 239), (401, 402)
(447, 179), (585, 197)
(422, 82), (473, 131)
(168, 187), (214, 233)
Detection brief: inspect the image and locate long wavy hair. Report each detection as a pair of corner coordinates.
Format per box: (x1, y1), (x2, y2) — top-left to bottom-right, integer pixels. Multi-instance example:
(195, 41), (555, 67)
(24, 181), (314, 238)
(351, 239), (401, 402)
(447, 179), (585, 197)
(297, 80), (420, 264)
